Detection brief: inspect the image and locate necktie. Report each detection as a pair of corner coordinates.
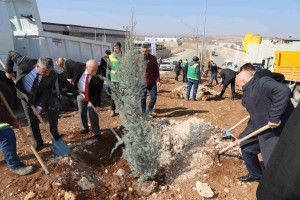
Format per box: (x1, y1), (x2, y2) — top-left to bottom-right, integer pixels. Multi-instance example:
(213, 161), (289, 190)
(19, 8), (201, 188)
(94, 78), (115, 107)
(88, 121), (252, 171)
(29, 73), (39, 104)
(84, 74), (89, 102)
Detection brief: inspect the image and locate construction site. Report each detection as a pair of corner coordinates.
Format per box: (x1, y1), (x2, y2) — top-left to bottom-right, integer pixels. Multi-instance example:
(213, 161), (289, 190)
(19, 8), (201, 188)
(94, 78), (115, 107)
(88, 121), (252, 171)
(1, 0), (300, 200)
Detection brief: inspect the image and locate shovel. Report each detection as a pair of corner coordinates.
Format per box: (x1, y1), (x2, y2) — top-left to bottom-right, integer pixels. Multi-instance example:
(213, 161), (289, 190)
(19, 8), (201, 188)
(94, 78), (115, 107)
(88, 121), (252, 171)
(0, 92), (49, 174)
(0, 58), (70, 156)
(222, 115), (250, 139)
(218, 124), (270, 155)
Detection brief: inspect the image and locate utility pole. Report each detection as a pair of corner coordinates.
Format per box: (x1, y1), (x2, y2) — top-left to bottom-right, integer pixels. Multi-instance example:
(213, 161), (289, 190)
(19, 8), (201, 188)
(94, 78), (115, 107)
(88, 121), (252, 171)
(201, 0), (207, 68)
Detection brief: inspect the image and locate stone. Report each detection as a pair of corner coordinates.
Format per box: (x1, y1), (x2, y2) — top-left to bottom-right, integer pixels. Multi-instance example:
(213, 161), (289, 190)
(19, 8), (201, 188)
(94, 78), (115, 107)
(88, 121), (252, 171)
(224, 188), (230, 193)
(24, 191), (36, 200)
(128, 187), (133, 192)
(77, 177), (95, 190)
(195, 181), (214, 198)
(116, 168), (126, 177)
(64, 191), (76, 200)
(140, 181), (158, 196)
(159, 185), (165, 191)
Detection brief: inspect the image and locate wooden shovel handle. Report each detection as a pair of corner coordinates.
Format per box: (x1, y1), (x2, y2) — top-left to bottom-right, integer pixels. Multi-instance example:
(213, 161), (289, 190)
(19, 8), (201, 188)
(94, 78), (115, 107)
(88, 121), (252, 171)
(81, 94), (122, 141)
(219, 124), (270, 154)
(230, 115), (250, 131)
(0, 92), (49, 174)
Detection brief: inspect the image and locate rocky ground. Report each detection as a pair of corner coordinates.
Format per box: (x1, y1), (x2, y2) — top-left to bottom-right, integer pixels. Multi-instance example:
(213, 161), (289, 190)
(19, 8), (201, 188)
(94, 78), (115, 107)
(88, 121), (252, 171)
(0, 71), (259, 200)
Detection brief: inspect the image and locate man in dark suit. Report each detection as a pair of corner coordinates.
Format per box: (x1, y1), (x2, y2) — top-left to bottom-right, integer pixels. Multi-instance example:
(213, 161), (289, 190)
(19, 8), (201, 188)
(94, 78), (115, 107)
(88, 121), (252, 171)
(65, 59), (102, 140)
(217, 68), (236, 98)
(234, 70), (294, 183)
(5, 51), (62, 151)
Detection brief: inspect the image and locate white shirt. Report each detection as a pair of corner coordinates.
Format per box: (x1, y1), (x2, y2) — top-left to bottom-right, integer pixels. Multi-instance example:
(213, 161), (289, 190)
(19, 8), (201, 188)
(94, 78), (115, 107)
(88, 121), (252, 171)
(77, 70), (91, 92)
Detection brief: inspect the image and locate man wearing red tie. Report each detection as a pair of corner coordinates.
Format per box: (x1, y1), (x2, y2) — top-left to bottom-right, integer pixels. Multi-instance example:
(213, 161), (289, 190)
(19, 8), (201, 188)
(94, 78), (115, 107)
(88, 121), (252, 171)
(65, 59), (102, 140)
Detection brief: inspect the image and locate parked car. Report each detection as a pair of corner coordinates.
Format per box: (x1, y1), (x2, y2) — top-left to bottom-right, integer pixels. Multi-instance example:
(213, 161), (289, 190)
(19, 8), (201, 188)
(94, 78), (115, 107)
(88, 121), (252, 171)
(160, 61), (174, 71)
(211, 51), (216, 56)
(221, 60), (239, 72)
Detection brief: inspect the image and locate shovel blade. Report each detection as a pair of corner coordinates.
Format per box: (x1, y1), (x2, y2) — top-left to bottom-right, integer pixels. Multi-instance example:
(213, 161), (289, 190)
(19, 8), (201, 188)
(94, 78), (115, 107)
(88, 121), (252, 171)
(51, 138), (70, 156)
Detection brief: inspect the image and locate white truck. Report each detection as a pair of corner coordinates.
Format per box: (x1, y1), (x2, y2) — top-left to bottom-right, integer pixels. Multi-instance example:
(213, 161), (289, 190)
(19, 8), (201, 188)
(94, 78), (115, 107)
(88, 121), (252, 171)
(0, 0), (112, 107)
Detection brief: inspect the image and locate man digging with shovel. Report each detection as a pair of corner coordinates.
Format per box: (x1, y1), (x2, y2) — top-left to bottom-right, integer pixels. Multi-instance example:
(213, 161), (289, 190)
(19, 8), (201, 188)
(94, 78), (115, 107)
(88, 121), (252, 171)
(233, 69), (294, 182)
(5, 51), (65, 152)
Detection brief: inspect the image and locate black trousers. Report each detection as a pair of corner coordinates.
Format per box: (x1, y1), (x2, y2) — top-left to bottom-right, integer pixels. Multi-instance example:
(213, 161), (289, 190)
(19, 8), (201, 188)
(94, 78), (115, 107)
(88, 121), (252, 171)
(21, 95), (59, 146)
(219, 79), (235, 98)
(175, 70), (180, 81)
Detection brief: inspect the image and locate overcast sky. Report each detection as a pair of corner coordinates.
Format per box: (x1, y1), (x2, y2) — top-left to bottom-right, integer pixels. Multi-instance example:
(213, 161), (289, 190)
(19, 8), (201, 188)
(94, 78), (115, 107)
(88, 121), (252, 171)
(37, 0), (300, 38)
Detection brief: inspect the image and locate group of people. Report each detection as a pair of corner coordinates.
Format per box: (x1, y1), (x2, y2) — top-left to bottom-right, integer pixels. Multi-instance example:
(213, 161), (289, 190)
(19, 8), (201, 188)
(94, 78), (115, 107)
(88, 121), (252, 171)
(1, 46), (300, 198)
(174, 58), (237, 100)
(174, 57), (299, 198)
(0, 43), (160, 175)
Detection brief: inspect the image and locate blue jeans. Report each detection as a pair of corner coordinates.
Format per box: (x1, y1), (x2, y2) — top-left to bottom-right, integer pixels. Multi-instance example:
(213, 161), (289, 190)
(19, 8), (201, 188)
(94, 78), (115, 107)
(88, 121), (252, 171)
(186, 79), (199, 100)
(141, 84), (157, 113)
(241, 141), (263, 178)
(209, 73), (218, 85)
(0, 128), (21, 169)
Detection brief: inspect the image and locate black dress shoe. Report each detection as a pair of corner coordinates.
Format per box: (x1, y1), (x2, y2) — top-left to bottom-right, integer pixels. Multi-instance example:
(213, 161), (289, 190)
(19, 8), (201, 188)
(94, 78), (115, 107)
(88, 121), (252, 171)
(53, 134), (65, 141)
(239, 175), (260, 182)
(80, 129), (89, 134)
(95, 134), (103, 141)
(35, 144), (44, 152)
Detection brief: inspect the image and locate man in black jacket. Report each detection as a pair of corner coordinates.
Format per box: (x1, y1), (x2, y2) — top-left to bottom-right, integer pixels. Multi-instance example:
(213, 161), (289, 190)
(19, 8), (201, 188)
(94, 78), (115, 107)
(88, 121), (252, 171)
(217, 68), (236, 98)
(5, 51), (62, 151)
(208, 60), (218, 86)
(234, 70), (294, 183)
(174, 59), (181, 81)
(65, 59), (102, 140)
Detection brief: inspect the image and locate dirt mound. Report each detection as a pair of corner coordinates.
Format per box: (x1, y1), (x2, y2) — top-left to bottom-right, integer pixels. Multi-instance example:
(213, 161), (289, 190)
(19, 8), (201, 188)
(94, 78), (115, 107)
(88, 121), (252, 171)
(155, 118), (241, 183)
(169, 85), (220, 100)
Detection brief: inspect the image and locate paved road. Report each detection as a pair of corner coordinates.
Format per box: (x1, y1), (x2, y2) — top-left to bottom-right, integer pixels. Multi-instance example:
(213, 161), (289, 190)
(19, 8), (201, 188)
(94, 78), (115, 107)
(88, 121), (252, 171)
(207, 46), (228, 67)
(164, 49), (197, 63)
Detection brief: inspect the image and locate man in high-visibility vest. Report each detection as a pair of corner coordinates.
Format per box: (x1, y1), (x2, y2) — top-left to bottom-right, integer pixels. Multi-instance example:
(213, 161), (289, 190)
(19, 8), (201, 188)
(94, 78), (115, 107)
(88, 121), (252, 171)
(186, 56), (200, 101)
(108, 42), (122, 117)
(181, 59), (188, 82)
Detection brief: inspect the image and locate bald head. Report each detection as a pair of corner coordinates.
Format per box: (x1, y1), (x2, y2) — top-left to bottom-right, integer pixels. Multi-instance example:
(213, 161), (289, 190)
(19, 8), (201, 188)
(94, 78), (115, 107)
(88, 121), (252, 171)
(235, 70), (254, 89)
(86, 59), (98, 76)
(57, 57), (65, 68)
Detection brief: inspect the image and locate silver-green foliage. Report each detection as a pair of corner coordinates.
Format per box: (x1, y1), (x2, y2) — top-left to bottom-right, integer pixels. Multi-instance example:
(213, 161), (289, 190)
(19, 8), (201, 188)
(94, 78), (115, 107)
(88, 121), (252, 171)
(108, 14), (161, 183)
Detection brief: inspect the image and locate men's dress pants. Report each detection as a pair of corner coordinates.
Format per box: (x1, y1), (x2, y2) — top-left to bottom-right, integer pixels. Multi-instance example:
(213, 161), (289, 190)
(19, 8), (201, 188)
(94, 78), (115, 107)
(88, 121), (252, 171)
(21, 95), (59, 147)
(241, 141), (263, 178)
(141, 83), (157, 113)
(0, 128), (21, 169)
(219, 79), (235, 98)
(186, 79), (199, 100)
(77, 95), (100, 135)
